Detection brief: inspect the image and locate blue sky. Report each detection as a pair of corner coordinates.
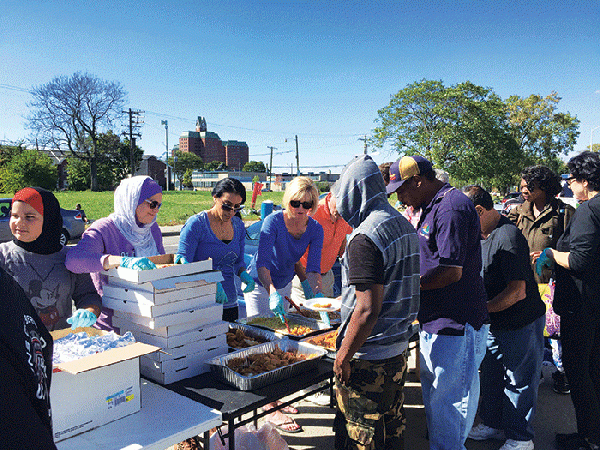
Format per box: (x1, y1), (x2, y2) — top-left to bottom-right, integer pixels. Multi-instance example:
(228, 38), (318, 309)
(1, 0), (598, 172)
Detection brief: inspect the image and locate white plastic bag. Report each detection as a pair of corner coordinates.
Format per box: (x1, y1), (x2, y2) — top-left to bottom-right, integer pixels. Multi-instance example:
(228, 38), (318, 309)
(209, 423), (288, 450)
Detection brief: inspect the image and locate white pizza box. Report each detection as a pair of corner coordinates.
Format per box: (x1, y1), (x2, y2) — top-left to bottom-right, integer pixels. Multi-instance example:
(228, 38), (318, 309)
(106, 255), (213, 284)
(112, 312), (220, 339)
(140, 346), (226, 384)
(104, 271), (222, 302)
(140, 336), (227, 371)
(112, 303), (223, 328)
(122, 320), (228, 350)
(50, 327), (159, 442)
(145, 334), (228, 362)
(103, 292), (216, 318)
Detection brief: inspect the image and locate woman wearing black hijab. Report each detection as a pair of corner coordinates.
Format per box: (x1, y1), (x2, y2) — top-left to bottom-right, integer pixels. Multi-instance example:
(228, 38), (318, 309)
(0, 187), (101, 331)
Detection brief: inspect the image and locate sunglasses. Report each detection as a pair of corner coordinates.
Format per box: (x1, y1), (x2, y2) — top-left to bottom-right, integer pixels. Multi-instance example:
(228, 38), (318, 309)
(144, 199), (162, 210)
(566, 176), (577, 187)
(289, 200), (313, 210)
(221, 201), (244, 212)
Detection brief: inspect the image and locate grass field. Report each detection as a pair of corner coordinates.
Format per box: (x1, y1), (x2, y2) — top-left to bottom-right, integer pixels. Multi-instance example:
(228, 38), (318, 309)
(0, 190), (286, 226)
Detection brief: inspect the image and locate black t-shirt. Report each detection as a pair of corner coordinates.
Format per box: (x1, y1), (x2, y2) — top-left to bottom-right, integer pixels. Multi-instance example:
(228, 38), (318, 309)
(481, 216), (545, 330)
(0, 267), (56, 449)
(347, 234), (385, 286)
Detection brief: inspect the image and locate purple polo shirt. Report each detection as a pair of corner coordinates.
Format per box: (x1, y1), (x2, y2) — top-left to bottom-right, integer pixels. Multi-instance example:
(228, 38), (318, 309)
(417, 184), (489, 333)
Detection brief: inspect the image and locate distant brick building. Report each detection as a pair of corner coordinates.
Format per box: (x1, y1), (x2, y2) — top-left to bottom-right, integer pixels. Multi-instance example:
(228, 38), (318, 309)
(178, 117), (249, 169)
(135, 155), (167, 189)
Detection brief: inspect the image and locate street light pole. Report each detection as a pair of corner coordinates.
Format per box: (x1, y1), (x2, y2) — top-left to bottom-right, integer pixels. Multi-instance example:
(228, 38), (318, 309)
(161, 120), (169, 191)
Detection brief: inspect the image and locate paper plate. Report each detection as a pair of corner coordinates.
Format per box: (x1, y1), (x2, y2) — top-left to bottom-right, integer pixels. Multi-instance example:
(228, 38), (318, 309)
(304, 297), (341, 312)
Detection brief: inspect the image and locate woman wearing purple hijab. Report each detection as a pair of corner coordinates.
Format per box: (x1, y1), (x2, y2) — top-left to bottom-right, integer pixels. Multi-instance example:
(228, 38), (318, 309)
(66, 176), (165, 331)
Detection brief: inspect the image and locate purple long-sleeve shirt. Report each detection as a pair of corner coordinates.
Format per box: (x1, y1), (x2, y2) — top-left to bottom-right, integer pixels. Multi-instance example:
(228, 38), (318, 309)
(65, 217), (164, 330)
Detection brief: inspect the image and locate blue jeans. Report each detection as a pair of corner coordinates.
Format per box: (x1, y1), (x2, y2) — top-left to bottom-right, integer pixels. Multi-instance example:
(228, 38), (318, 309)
(420, 323), (489, 450)
(479, 315), (544, 441)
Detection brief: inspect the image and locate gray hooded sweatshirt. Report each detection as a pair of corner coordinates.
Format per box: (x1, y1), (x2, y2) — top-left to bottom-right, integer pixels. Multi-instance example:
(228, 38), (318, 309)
(334, 155), (420, 360)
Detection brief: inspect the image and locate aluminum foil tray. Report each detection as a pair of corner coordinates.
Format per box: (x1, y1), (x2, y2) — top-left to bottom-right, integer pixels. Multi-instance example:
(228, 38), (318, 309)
(208, 340), (326, 391)
(301, 330), (337, 359)
(236, 314), (333, 340)
(227, 323), (281, 350)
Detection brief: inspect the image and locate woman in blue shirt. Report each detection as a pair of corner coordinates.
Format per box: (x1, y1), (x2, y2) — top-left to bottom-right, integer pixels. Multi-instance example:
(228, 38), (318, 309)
(178, 178), (254, 322)
(245, 176), (324, 319)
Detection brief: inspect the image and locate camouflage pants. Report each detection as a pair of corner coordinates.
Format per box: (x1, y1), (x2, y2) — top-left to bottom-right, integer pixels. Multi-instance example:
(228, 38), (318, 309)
(334, 351), (408, 450)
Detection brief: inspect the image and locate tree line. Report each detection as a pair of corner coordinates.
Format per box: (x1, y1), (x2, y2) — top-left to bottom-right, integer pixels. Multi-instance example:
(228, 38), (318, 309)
(1, 73), (584, 193)
(373, 79), (581, 192)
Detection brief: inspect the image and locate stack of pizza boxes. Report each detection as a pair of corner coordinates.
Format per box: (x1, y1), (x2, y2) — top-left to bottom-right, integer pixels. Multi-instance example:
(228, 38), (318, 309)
(103, 255), (228, 384)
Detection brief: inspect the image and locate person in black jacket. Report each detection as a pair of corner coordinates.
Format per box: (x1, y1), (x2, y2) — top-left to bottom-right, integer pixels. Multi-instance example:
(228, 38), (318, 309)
(0, 266), (56, 449)
(535, 151), (600, 450)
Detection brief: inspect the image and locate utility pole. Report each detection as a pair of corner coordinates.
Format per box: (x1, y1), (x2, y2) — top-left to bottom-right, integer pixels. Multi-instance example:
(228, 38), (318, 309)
(267, 146), (276, 188)
(123, 108), (143, 176)
(161, 120), (169, 191)
(295, 135), (300, 176)
(358, 135), (368, 154)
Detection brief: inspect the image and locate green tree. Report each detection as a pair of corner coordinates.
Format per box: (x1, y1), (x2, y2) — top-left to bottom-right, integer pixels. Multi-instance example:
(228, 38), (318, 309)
(243, 161), (267, 172)
(28, 72), (127, 191)
(205, 161), (225, 171)
(182, 168), (194, 188)
(66, 154), (114, 191)
(168, 151), (204, 185)
(0, 149), (57, 192)
(505, 92), (580, 173)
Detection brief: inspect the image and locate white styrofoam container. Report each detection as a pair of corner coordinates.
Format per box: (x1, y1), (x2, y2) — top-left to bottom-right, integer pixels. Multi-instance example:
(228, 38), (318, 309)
(124, 321), (228, 350)
(50, 328), (159, 442)
(140, 346), (226, 384)
(112, 303), (223, 328)
(103, 292), (217, 318)
(106, 257), (213, 283)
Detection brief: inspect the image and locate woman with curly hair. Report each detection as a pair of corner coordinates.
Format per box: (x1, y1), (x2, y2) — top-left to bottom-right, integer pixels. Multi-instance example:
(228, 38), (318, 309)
(535, 152), (600, 450)
(508, 166), (576, 394)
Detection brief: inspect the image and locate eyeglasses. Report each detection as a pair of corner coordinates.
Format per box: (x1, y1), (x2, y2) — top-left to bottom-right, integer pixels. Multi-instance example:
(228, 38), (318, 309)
(144, 199), (162, 210)
(566, 176), (577, 187)
(221, 201), (244, 212)
(289, 200), (313, 210)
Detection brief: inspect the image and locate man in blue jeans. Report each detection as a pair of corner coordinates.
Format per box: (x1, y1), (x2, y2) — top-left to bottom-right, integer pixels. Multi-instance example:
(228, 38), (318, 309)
(464, 186), (545, 450)
(387, 156), (490, 450)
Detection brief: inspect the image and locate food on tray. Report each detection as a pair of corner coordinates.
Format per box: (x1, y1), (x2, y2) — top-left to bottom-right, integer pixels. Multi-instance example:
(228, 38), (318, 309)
(227, 328), (268, 348)
(312, 302), (332, 309)
(226, 346), (315, 376)
(246, 317), (314, 336)
(155, 263), (176, 269)
(306, 330), (337, 350)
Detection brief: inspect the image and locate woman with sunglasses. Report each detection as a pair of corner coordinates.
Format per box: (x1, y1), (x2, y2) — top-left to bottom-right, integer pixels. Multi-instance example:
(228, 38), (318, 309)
(178, 177), (252, 322)
(66, 176), (165, 331)
(243, 176), (323, 433)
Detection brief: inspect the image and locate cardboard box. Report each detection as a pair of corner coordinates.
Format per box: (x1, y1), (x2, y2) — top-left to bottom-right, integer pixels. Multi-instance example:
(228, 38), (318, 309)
(112, 303), (223, 329)
(50, 328), (159, 442)
(102, 275), (219, 306)
(106, 255), (213, 283)
(140, 346), (226, 384)
(125, 321), (229, 351)
(112, 311), (220, 338)
(103, 292), (217, 318)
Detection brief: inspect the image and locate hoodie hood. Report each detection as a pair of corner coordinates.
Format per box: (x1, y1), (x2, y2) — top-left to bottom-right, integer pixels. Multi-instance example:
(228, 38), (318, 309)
(333, 155), (389, 228)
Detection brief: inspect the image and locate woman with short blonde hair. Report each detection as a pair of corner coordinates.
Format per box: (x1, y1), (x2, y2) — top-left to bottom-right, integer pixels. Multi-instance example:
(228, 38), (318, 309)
(244, 175), (324, 432)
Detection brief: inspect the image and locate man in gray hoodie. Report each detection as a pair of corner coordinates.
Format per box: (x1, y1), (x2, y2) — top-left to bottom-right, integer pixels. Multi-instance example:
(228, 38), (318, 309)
(333, 155), (420, 450)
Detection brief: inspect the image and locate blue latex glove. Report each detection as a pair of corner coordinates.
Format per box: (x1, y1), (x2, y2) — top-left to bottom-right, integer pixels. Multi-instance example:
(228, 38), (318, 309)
(66, 309), (97, 330)
(239, 270), (255, 293)
(301, 279), (315, 300)
(269, 291), (287, 320)
(216, 282), (228, 304)
(319, 311), (331, 327)
(121, 257), (157, 271)
(174, 254), (188, 264)
(536, 248), (553, 276)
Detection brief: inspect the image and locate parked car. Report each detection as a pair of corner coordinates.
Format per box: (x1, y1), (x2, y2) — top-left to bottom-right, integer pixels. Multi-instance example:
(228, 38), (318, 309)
(0, 198), (86, 246)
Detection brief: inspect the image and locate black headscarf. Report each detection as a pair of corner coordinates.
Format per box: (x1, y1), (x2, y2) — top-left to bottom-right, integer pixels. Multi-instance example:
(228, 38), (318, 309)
(12, 187), (63, 255)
